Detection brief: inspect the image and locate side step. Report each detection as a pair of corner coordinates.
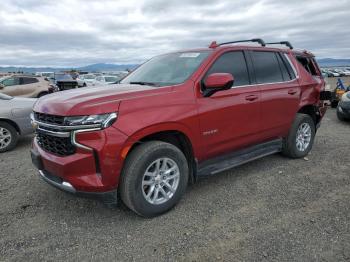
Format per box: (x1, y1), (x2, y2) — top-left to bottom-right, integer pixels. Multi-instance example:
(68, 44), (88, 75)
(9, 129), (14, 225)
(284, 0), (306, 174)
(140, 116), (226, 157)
(197, 139), (283, 176)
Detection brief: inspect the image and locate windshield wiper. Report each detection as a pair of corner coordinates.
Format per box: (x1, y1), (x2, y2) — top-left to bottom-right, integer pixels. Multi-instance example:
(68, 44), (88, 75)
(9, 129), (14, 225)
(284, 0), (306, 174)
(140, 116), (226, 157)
(129, 81), (158, 86)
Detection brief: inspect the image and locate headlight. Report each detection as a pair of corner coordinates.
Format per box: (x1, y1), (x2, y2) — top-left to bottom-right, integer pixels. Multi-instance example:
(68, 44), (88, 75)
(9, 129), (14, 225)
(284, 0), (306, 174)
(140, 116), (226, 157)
(64, 113), (117, 128)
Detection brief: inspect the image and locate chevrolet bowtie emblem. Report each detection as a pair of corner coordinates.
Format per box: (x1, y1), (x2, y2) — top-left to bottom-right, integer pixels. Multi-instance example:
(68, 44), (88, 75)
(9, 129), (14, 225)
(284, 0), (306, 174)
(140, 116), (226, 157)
(31, 120), (38, 129)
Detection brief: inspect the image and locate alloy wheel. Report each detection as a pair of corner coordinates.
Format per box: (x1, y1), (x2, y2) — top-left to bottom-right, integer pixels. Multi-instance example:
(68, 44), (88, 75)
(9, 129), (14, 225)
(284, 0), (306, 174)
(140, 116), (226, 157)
(296, 122), (311, 152)
(0, 127), (12, 150)
(142, 157), (180, 205)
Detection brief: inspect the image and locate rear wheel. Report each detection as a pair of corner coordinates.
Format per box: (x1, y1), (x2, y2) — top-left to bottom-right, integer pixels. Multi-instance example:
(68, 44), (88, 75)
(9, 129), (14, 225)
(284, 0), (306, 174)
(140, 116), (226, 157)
(0, 122), (19, 153)
(282, 114), (315, 158)
(120, 141), (189, 217)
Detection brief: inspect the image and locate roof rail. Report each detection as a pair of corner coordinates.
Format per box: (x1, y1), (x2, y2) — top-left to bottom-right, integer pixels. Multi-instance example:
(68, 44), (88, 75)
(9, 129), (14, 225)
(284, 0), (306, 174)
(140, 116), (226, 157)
(209, 38), (266, 48)
(265, 41), (293, 49)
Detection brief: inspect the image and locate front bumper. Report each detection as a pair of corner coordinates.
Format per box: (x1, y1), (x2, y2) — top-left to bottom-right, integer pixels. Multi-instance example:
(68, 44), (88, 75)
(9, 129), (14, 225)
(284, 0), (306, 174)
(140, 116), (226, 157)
(37, 169), (118, 205)
(31, 122), (128, 203)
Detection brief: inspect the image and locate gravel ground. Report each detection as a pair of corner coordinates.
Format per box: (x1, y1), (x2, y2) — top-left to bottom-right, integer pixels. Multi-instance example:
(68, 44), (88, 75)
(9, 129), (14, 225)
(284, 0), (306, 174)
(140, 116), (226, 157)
(1, 108), (350, 261)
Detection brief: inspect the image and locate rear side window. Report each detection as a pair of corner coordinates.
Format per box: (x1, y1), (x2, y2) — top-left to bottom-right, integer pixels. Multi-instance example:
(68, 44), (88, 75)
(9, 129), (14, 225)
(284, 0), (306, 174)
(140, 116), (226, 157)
(251, 51), (283, 84)
(296, 56), (319, 76)
(276, 53), (293, 81)
(21, 77), (39, 85)
(205, 51), (250, 87)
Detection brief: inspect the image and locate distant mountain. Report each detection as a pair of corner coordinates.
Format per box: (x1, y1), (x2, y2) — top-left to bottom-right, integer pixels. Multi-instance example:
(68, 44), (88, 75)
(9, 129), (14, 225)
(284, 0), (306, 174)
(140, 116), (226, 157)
(1, 59), (349, 74)
(78, 63), (138, 72)
(0, 63), (138, 74)
(317, 58), (350, 67)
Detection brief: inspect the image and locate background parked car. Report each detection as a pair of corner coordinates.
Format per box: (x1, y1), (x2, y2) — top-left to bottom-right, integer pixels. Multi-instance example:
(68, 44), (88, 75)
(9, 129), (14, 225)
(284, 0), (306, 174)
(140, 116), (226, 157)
(76, 74), (96, 87)
(336, 68), (350, 76)
(93, 75), (120, 85)
(0, 93), (35, 152)
(337, 91), (350, 121)
(54, 73), (78, 91)
(0, 75), (51, 98)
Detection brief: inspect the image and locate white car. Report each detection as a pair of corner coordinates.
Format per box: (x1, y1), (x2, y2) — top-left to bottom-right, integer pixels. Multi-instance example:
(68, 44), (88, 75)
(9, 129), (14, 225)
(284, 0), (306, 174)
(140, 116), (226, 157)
(76, 74), (96, 87)
(93, 75), (120, 86)
(337, 69), (350, 76)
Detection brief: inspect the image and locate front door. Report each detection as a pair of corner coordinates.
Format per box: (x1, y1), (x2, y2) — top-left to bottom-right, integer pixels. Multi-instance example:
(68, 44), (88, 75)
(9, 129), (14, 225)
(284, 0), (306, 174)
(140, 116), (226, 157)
(196, 51), (261, 160)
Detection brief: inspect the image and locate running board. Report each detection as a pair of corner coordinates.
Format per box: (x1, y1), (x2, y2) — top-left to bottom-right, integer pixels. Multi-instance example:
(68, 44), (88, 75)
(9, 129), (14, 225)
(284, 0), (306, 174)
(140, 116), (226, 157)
(197, 139), (282, 176)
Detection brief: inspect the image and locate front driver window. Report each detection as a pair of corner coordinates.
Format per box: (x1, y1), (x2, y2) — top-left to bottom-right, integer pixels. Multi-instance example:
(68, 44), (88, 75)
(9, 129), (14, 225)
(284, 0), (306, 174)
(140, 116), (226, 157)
(205, 51), (250, 87)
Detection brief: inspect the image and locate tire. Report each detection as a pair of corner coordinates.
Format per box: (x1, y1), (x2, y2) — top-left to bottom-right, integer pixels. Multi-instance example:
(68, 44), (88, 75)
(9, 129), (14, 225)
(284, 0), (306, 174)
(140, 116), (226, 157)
(120, 141), (189, 217)
(0, 121), (19, 153)
(37, 92), (48, 98)
(282, 114), (315, 158)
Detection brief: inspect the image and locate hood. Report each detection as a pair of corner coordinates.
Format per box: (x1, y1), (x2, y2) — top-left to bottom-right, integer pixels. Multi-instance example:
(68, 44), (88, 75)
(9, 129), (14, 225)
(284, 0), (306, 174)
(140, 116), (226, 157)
(33, 84), (164, 116)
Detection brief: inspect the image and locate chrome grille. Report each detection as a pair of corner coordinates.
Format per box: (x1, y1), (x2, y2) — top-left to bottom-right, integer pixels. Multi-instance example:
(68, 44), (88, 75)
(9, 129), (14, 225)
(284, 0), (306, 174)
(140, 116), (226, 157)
(34, 112), (65, 125)
(36, 130), (75, 156)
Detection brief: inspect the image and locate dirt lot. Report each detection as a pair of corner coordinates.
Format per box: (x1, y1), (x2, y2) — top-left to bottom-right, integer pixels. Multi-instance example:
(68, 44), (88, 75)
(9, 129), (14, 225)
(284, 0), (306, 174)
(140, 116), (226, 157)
(0, 108), (349, 261)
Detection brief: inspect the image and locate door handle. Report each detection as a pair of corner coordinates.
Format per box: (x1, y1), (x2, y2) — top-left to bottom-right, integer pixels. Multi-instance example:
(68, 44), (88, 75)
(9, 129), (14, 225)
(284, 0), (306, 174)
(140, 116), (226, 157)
(288, 89), (297, 95)
(245, 95), (258, 101)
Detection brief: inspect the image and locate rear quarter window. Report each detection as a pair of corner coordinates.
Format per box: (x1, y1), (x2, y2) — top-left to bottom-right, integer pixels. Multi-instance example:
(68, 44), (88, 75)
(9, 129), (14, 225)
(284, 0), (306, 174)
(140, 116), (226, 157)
(295, 56), (319, 76)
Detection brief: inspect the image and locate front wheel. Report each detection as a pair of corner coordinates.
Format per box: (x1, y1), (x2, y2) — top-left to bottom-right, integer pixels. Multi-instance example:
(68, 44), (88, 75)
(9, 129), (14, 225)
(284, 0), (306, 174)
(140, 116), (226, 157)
(282, 114), (315, 158)
(120, 141), (189, 217)
(0, 122), (19, 153)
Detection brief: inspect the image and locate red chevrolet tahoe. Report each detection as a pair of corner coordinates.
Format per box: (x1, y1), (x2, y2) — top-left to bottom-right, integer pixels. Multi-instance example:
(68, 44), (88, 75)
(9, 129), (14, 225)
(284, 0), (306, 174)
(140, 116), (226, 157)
(31, 39), (329, 217)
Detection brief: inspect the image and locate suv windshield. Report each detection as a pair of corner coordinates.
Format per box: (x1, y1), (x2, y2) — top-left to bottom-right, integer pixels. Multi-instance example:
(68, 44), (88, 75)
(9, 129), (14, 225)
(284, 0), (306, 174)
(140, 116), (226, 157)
(120, 51), (210, 87)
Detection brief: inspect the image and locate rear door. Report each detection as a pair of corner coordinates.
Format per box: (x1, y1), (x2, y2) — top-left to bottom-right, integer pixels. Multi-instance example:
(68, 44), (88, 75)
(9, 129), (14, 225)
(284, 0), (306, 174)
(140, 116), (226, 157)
(250, 51), (299, 139)
(196, 50), (261, 159)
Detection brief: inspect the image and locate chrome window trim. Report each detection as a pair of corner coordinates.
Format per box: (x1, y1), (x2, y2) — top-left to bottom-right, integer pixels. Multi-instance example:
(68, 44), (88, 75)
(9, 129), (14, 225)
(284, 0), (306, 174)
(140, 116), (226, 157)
(200, 51), (300, 95)
(283, 53), (299, 79)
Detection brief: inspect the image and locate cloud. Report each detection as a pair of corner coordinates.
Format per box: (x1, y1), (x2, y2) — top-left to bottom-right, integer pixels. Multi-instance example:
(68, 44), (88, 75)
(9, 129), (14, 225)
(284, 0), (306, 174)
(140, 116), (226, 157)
(0, 0), (349, 66)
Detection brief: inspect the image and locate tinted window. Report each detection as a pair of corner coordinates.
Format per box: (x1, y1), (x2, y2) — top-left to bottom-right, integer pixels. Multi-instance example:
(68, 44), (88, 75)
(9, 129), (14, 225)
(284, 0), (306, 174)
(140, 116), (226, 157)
(281, 54), (296, 79)
(205, 51), (250, 87)
(1, 77), (20, 86)
(22, 77), (39, 84)
(252, 51), (283, 84)
(296, 56), (319, 76)
(276, 53), (292, 81)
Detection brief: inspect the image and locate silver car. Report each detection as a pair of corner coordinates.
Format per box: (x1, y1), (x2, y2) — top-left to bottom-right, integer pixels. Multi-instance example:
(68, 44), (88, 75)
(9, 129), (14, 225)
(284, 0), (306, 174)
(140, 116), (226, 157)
(0, 93), (36, 152)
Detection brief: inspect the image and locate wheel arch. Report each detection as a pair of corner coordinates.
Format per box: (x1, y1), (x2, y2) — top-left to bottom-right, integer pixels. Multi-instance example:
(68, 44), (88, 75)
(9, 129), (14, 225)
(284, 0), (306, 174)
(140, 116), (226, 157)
(297, 104), (320, 126)
(121, 126), (198, 184)
(0, 118), (21, 134)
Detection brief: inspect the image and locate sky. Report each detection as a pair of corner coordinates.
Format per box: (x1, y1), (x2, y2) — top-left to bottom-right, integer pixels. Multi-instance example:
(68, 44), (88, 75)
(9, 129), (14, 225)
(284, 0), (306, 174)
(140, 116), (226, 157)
(1, 0), (350, 67)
